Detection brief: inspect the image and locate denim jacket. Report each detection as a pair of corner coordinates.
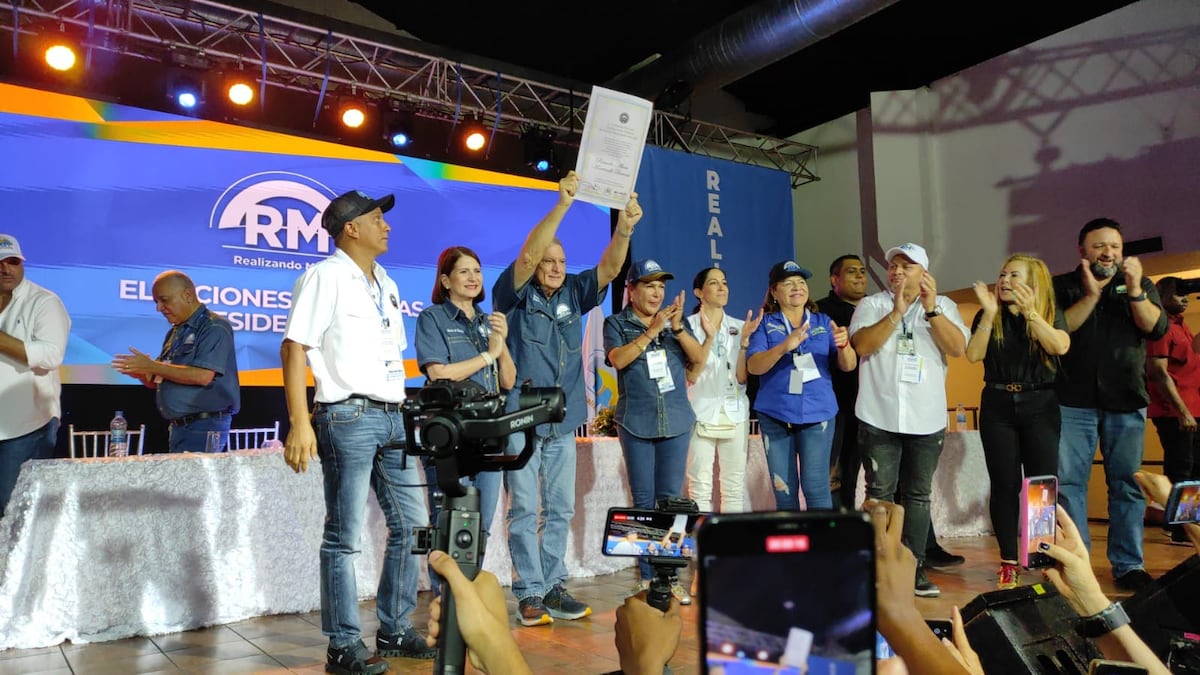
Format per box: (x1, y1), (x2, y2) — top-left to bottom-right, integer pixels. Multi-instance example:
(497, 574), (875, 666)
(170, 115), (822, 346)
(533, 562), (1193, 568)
(603, 306), (696, 439)
(492, 262), (606, 436)
(414, 302), (501, 394)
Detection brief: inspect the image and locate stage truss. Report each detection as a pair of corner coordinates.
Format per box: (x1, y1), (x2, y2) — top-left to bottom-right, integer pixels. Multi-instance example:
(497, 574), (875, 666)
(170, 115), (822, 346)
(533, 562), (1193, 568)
(0, 0), (819, 187)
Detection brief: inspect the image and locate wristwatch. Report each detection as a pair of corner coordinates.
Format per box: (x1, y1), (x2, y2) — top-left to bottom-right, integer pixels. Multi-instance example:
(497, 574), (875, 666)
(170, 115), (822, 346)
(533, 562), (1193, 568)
(670, 325), (685, 335)
(924, 307), (943, 320)
(1074, 602), (1130, 638)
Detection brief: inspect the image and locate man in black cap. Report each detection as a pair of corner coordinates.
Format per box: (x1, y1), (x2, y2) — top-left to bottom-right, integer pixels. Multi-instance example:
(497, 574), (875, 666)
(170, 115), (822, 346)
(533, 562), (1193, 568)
(281, 189), (434, 673)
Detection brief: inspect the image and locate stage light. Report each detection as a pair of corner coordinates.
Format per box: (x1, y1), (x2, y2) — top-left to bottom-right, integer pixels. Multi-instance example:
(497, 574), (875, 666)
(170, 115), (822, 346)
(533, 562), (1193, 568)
(521, 126), (557, 173)
(389, 131), (410, 147)
(170, 77), (202, 110)
(44, 43), (77, 72)
(384, 109), (415, 149)
(339, 102), (367, 129)
(464, 129), (487, 152)
(227, 81), (254, 106)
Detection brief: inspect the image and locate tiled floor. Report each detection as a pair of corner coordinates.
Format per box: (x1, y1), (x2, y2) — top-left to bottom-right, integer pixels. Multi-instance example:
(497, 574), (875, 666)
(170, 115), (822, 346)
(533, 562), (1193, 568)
(1, 524), (1192, 674)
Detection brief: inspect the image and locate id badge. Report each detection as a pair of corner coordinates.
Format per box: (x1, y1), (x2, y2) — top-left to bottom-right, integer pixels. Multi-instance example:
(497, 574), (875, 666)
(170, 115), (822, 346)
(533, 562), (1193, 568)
(385, 362), (406, 381)
(788, 368), (805, 394)
(723, 393), (742, 414)
(897, 335), (916, 356)
(646, 349), (669, 379)
(900, 354), (923, 383)
(380, 324), (401, 361)
(657, 368), (676, 393)
(794, 352), (820, 383)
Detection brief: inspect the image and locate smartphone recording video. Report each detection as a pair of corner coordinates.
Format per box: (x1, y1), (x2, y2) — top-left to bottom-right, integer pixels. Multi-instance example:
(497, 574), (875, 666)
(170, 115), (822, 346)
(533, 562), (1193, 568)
(1020, 475), (1057, 569)
(699, 511), (875, 675)
(602, 508), (700, 559)
(1164, 480), (1200, 525)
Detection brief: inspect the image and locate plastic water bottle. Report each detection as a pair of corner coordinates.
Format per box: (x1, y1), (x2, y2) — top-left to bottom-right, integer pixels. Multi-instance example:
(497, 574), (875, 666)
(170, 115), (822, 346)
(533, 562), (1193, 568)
(955, 403), (967, 432)
(109, 410), (129, 457)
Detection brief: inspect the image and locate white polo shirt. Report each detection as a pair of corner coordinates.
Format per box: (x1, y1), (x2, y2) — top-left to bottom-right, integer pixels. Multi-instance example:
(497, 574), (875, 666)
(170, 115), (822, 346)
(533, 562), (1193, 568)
(0, 278), (70, 440)
(848, 290), (969, 435)
(284, 248), (408, 404)
(685, 312), (749, 424)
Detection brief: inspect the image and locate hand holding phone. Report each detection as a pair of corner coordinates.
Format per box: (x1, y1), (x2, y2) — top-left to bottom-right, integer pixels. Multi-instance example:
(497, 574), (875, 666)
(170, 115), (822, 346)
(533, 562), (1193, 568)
(1020, 475), (1058, 569)
(1163, 480), (1200, 524)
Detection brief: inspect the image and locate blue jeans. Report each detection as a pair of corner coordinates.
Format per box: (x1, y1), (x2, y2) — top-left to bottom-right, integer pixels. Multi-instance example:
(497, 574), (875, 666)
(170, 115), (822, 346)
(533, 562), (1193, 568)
(617, 428), (691, 580)
(1058, 405), (1147, 576)
(504, 432), (576, 600)
(859, 421), (944, 563)
(0, 418), (59, 518)
(758, 413), (835, 511)
(168, 415), (232, 453)
(313, 402), (428, 647)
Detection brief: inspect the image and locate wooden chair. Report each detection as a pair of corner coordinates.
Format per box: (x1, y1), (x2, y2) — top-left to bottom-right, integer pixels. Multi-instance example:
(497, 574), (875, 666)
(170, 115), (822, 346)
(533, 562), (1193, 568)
(228, 421), (282, 450)
(68, 424), (147, 458)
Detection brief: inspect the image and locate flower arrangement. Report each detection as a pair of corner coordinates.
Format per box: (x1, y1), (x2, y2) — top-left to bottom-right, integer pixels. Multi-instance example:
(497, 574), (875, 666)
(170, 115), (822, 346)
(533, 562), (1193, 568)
(591, 406), (618, 437)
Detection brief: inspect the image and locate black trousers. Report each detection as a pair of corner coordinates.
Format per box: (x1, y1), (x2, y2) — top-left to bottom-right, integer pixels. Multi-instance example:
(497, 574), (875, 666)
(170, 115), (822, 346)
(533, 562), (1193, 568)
(1151, 416), (1200, 485)
(979, 387), (1061, 562)
(829, 408), (861, 510)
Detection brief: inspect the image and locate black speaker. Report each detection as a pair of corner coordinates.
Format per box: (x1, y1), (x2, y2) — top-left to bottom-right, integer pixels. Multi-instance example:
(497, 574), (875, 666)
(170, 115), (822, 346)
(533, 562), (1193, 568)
(1124, 554), (1200, 672)
(961, 582), (1102, 675)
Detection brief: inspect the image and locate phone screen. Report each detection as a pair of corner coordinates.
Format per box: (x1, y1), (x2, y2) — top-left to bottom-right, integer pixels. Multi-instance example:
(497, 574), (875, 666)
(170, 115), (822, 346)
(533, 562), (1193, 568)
(699, 512), (875, 675)
(1021, 475), (1057, 569)
(1165, 481), (1200, 525)
(602, 508), (700, 559)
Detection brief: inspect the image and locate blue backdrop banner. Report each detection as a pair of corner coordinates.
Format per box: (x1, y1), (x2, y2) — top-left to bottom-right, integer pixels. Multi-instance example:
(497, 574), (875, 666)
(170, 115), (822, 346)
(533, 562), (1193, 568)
(630, 146), (793, 318)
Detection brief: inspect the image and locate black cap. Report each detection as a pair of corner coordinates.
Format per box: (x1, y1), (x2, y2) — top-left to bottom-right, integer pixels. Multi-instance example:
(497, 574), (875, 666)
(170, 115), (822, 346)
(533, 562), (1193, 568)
(321, 190), (396, 238)
(768, 260), (812, 285)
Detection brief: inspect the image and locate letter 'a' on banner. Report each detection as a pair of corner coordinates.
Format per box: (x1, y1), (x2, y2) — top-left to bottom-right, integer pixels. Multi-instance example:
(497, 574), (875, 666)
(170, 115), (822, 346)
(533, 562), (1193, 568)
(631, 146), (793, 320)
(582, 306), (618, 423)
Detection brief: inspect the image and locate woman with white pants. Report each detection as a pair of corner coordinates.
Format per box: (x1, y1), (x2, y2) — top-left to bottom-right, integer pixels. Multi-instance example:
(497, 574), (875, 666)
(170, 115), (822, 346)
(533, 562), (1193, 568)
(685, 267), (762, 512)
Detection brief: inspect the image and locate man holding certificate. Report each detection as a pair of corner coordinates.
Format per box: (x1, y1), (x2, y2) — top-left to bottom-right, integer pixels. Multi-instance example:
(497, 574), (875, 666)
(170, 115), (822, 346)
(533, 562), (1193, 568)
(492, 170), (643, 627)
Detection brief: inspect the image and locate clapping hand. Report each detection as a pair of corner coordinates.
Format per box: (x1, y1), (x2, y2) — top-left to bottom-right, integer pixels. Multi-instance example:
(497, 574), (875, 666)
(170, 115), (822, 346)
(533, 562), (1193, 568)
(1123, 255), (1144, 291)
(743, 308), (763, 336)
(919, 271), (939, 311)
(972, 281), (998, 316)
(1010, 281), (1036, 316)
(783, 321), (810, 351)
(831, 320), (850, 349)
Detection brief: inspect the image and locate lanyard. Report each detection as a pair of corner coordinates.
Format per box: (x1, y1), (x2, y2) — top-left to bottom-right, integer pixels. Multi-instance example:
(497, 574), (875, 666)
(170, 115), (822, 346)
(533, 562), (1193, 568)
(364, 273), (388, 327)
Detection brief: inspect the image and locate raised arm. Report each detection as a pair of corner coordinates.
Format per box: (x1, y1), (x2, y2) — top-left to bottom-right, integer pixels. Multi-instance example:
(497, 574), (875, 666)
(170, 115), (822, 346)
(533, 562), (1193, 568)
(596, 193), (643, 287)
(966, 283), (997, 364)
(511, 172), (578, 291)
(1123, 258), (1166, 337)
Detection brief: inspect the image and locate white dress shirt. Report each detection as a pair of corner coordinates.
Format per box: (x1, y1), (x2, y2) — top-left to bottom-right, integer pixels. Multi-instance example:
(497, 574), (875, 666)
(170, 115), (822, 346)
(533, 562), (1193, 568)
(0, 278), (70, 439)
(284, 249), (408, 403)
(848, 290), (968, 435)
(685, 312), (749, 424)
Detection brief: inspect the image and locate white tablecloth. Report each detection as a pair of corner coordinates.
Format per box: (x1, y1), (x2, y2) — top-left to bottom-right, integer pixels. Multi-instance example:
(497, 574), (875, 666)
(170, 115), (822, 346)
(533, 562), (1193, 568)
(0, 432), (989, 650)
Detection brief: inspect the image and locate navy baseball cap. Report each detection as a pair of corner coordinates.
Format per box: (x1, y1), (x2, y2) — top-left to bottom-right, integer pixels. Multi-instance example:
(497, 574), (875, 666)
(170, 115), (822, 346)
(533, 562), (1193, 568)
(768, 260), (812, 285)
(627, 259), (674, 284)
(321, 190), (396, 238)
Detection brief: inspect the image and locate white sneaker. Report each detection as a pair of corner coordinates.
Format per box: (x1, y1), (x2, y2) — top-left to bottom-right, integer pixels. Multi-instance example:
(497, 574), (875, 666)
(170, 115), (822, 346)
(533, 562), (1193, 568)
(670, 578), (692, 605)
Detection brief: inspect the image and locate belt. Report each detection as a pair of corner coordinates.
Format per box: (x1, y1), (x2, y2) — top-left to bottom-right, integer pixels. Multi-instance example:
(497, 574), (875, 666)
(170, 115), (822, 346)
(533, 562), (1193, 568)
(986, 382), (1055, 393)
(321, 396), (403, 413)
(169, 410), (232, 426)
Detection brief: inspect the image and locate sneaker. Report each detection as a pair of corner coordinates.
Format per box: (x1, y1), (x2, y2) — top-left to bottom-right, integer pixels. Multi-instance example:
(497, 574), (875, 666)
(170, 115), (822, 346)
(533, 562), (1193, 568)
(631, 579), (650, 595)
(544, 583), (592, 620)
(997, 563), (1020, 590)
(518, 596), (554, 626)
(914, 565), (941, 598)
(925, 545), (966, 568)
(326, 640), (389, 675)
(1114, 568), (1153, 592)
(375, 627), (436, 659)
(668, 577), (692, 605)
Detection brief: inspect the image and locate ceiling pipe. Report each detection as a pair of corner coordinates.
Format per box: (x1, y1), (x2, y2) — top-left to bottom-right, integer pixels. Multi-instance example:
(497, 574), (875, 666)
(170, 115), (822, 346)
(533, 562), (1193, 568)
(607, 0), (901, 105)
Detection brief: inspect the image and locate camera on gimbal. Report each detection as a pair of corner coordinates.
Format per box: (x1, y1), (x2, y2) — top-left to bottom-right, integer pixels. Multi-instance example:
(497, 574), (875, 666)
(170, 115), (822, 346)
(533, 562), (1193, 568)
(394, 378), (564, 675)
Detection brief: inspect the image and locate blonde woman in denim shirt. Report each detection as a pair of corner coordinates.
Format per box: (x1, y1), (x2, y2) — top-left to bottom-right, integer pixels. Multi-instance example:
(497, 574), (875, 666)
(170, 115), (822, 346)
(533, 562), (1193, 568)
(603, 259), (705, 599)
(747, 261), (856, 510)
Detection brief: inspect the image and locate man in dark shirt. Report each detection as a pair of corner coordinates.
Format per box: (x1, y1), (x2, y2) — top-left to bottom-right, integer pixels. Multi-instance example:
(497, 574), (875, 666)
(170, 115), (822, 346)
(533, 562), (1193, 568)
(1053, 217), (1167, 591)
(817, 254), (866, 508)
